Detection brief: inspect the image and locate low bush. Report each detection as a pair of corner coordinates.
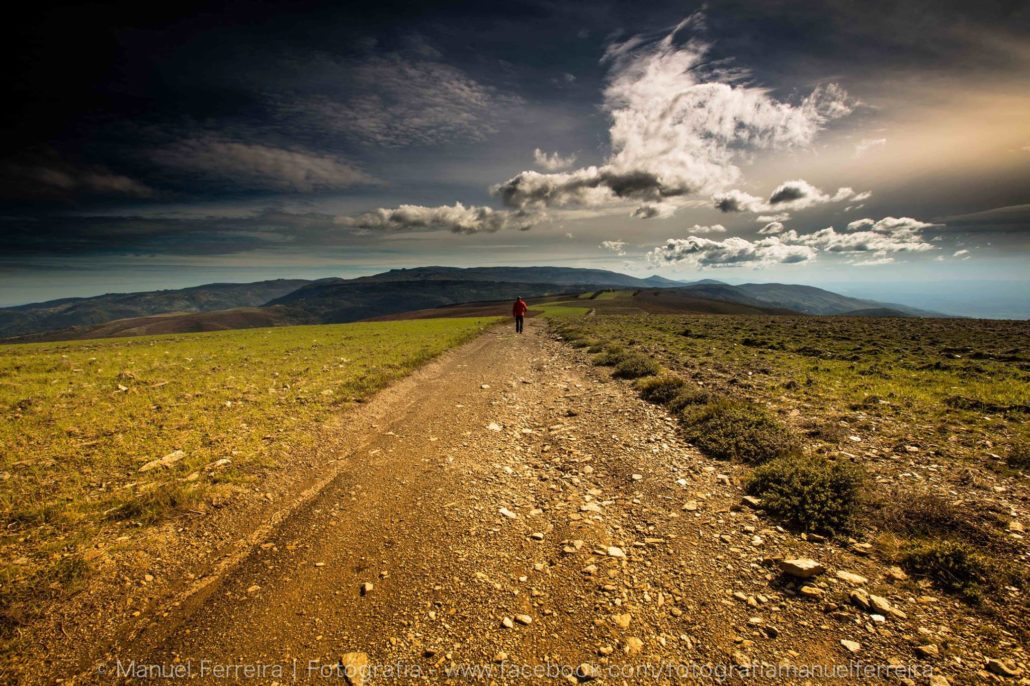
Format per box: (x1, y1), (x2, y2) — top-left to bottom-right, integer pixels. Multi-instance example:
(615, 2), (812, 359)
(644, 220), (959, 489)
(612, 354), (661, 379)
(667, 387), (716, 413)
(636, 375), (688, 405)
(1007, 441), (1030, 471)
(901, 539), (990, 600)
(592, 346), (626, 366)
(745, 454), (864, 535)
(681, 399), (800, 464)
(869, 492), (996, 547)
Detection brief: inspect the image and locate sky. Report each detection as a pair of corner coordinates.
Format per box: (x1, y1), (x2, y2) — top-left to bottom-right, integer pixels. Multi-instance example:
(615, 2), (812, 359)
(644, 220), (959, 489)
(1, 0), (1028, 314)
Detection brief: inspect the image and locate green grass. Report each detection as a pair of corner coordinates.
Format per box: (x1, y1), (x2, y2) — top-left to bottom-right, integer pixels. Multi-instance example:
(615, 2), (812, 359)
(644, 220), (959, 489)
(593, 289), (634, 300)
(552, 314), (1030, 459)
(0, 317), (495, 606)
(531, 302), (592, 317)
(553, 312), (1029, 604)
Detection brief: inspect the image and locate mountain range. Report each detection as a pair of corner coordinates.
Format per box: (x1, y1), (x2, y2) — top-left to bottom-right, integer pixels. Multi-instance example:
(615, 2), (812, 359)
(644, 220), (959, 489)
(0, 266), (944, 342)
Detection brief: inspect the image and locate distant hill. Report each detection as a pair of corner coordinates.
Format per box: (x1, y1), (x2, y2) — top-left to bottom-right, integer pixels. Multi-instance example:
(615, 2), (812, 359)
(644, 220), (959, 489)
(353, 266), (666, 288)
(268, 279), (610, 323)
(0, 266), (951, 342)
(839, 307), (915, 317)
(670, 282), (940, 317)
(0, 279), (312, 339)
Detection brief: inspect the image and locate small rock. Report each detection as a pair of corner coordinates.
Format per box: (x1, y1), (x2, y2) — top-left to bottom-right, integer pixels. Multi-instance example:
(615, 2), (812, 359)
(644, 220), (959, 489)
(631, 473), (643, 481)
(623, 637), (643, 656)
(780, 558), (825, 578)
(915, 644), (939, 659)
(487, 422), (502, 432)
(575, 663), (600, 681)
(360, 582), (374, 596)
(606, 546), (626, 558)
(494, 652), (508, 663)
(886, 566), (908, 581)
(139, 449), (185, 473)
(799, 585), (824, 598)
(501, 617), (515, 629)
(928, 676), (951, 686)
(611, 613), (632, 629)
(499, 507), (517, 519)
(850, 590), (871, 611)
(868, 594), (893, 614)
(246, 584), (261, 594)
(515, 614), (532, 625)
(985, 658), (1021, 677)
(741, 495), (762, 509)
(840, 640), (861, 653)
(682, 500), (699, 512)
(851, 542), (873, 556)
(836, 570), (868, 585)
(530, 532), (545, 541)
(339, 652), (368, 686)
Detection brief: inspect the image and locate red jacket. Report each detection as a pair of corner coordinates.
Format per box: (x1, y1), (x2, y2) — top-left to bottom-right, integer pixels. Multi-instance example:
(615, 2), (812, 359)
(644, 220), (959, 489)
(513, 299), (528, 317)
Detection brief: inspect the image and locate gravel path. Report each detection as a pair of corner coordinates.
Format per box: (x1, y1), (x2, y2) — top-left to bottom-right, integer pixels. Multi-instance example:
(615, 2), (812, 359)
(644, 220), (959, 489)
(66, 321), (1004, 684)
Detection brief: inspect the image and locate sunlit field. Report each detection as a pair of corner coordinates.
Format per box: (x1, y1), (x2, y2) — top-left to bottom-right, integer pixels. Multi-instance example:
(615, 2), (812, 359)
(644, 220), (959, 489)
(554, 313), (1029, 614)
(0, 318), (495, 612)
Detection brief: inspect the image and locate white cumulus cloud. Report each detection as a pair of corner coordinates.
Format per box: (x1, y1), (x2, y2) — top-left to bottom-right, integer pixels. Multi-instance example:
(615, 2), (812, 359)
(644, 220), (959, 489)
(336, 203), (534, 234)
(714, 179), (870, 213)
(649, 215), (941, 269)
(648, 235), (816, 269)
(533, 148), (577, 171)
(600, 240), (627, 255)
(493, 16), (854, 216)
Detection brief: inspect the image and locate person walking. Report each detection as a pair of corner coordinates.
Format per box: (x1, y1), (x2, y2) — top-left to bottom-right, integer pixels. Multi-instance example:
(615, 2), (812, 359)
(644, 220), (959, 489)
(512, 296), (528, 333)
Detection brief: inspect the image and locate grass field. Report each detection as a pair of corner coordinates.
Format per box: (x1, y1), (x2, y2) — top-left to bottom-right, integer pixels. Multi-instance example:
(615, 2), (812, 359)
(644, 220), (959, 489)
(555, 313), (1029, 608)
(0, 317), (496, 610)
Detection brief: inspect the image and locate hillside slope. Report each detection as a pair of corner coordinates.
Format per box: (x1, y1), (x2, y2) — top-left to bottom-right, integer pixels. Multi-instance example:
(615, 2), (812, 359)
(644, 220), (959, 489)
(0, 279), (312, 338)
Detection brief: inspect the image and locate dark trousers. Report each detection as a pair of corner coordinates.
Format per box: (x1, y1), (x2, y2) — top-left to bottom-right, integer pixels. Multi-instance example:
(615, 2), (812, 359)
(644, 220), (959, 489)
(515, 315), (524, 333)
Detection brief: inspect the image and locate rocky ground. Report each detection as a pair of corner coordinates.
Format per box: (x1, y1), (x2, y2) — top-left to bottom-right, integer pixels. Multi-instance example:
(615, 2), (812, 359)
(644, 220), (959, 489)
(12, 321), (1028, 684)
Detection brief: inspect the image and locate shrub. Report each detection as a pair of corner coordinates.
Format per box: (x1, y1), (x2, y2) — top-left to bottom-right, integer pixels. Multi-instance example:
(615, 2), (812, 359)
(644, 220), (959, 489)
(612, 354), (662, 379)
(106, 482), (200, 524)
(636, 375), (688, 405)
(1007, 441), (1030, 471)
(682, 399), (800, 464)
(567, 338), (592, 349)
(869, 492), (995, 547)
(745, 454), (864, 535)
(592, 346), (626, 366)
(901, 540), (990, 599)
(587, 343), (605, 354)
(667, 388), (715, 413)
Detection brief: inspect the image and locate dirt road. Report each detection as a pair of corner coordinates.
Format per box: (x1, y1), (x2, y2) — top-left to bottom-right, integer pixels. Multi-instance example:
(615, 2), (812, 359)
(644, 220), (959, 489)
(67, 321), (943, 684)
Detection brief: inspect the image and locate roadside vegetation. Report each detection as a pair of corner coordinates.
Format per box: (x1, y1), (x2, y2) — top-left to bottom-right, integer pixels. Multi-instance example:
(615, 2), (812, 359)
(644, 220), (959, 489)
(0, 317), (495, 627)
(552, 313), (1029, 605)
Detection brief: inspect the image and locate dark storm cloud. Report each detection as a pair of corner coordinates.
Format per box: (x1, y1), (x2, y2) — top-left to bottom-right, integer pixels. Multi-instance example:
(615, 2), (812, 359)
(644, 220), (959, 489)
(1, 0), (1027, 266)
(0, 150), (154, 201)
(0, 209), (349, 257)
(938, 205), (1030, 234)
(268, 54), (524, 147)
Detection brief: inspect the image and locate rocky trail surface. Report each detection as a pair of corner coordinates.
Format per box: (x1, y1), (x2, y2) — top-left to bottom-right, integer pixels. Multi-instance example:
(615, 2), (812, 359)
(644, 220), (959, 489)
(55, 322), (1021, 684)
